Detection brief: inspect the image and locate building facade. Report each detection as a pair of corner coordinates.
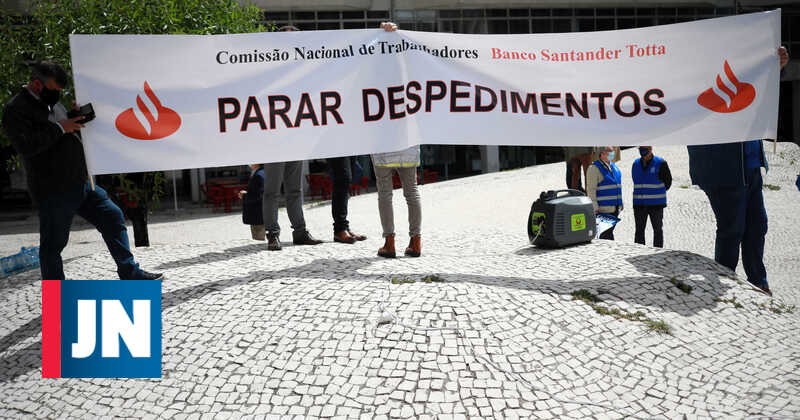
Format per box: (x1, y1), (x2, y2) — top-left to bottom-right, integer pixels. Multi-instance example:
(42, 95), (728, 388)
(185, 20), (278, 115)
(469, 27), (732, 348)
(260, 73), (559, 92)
(2, 1), (797, 206)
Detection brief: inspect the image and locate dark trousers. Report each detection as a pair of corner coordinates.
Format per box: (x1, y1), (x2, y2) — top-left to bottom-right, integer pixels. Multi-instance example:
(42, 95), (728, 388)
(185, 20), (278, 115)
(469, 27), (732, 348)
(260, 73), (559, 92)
(328, 157), (352, 232)
(701, 168), (768, 287)
(634, 206), (664, 248)
(38, 182), (141, 280)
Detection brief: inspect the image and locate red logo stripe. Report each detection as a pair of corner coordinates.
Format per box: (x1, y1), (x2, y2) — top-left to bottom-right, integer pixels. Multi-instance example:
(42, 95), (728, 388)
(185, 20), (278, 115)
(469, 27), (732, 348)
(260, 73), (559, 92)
(41, 280), (61, 378)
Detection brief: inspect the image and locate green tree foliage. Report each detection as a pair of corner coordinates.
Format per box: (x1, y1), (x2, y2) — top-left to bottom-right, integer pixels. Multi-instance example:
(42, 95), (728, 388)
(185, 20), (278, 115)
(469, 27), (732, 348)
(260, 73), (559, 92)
(2, 0), (266, 148)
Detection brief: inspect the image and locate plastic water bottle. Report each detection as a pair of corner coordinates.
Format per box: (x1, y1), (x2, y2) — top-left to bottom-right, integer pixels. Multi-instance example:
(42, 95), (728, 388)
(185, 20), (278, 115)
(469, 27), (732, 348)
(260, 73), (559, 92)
(0, 246), (40, 278)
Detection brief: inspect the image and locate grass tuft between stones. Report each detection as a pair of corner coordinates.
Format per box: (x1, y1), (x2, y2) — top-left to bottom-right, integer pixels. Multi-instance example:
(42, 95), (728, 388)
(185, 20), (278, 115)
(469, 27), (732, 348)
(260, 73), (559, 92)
(422, 274), (445, 283)
(715, 296), (744, 308)
(669, 277), (692, 294)
(570, 289), (672, 335)
(391, 275), (445, 285)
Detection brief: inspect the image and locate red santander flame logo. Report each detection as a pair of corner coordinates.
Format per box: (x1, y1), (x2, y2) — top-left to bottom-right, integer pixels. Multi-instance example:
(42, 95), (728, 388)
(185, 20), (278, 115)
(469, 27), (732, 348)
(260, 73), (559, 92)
(697, 61), (756, 113)
(115, 82), (181, 140)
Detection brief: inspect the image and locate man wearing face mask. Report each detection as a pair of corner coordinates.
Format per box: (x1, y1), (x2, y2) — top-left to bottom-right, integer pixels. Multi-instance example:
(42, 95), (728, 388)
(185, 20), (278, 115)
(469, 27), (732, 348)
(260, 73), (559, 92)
(1, 61), (162, 280)
(631, 146), (671, 248)
(586, 146), (623, 240)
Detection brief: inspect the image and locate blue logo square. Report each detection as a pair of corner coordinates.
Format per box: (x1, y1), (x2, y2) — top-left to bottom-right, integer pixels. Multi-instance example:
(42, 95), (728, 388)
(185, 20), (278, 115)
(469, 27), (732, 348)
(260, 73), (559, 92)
(60, 280), (161, 378)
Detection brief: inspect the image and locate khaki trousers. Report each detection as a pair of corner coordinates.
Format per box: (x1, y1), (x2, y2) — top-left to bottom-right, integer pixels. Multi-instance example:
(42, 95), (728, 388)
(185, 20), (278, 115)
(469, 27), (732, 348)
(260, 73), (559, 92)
(374, 166), (421, 238)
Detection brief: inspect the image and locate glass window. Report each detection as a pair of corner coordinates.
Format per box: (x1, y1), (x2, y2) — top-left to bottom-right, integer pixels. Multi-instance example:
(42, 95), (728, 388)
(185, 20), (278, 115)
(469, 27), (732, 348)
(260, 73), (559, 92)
(532, 20), (551, 33)
(464, 9), (484, 18)
(294, 11), (315, 20)
(417, 22), (435, 32)
(636, 17), (655, 27)
(263, 12), (289, 21)
(791, 15), (800, 40)
(367, 11), (389, 19)
(617, 18), (636, 29)
(317, 21), (340, 30)
(488, 20), (509, 34)
(439, 10), (461, 18)
(509, 20), (529, 34)
(296, 22), (317, 30)
(596, 19), (614, 31)
(342, 11), (364, 19)
(553, 19), (572, 32)
(577, 18), (595, 31)
(487, 9), (507, 17)
(509, 9), (529, 17)
(532, 9), (550, 17)
(343, 21), (366, 29)
(318, 11), (340, 20)
(553, 9), (572, 17)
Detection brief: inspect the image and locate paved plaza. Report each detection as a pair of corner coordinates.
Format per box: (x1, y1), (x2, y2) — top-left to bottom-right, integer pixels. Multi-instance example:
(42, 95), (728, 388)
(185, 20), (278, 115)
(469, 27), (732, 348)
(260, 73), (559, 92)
(1, 143), (799, 418)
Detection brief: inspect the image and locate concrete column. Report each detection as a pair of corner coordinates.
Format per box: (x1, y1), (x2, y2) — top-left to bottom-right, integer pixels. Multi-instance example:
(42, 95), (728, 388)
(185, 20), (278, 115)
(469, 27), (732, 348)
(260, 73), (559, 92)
(480, 146), (500, 173)
(190, 169), (200, 203)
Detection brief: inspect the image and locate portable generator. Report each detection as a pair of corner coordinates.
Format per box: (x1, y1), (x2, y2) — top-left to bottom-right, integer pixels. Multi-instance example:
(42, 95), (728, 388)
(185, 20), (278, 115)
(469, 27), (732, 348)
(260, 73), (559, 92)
(528, 189), (596, 248)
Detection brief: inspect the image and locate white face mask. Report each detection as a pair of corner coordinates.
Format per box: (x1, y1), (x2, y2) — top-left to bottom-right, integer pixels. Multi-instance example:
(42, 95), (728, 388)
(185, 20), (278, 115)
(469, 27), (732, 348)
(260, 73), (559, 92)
(607, 151), (615, 161)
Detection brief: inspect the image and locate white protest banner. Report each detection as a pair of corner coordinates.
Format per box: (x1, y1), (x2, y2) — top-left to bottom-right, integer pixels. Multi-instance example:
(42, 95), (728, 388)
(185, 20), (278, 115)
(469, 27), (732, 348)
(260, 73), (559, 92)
(69, 10), (781, 175)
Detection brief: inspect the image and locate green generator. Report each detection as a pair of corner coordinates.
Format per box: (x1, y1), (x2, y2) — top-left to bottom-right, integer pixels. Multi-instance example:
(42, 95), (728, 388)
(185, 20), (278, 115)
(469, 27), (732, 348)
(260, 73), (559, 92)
(528, 189), (596, 248)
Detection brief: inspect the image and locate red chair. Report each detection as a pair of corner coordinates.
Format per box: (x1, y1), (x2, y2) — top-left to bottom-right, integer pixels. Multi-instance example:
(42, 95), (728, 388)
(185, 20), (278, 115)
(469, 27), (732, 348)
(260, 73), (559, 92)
(349, 175), (370, 196)
(423, 169), (438, 184)
(392, 172), (402, 189)
(306, 174), (333, 200)
(202, 183), (226, 212)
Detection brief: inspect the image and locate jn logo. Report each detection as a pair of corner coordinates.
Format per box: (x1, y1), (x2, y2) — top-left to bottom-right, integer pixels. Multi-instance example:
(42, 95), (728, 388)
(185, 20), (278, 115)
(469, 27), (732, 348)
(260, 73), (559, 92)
(42, 280), (162, 378)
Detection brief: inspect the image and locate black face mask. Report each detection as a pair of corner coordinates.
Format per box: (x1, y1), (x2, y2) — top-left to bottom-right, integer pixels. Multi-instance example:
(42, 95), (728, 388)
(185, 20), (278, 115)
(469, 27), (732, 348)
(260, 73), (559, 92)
(39, 86), (61, 106)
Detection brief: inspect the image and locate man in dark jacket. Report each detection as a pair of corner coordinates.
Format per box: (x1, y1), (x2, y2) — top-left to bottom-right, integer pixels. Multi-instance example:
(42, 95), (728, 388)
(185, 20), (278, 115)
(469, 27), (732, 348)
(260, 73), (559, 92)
(687, 47), (788, 296)
(1, 61), (161, 280)
(632, 146), (672, 248)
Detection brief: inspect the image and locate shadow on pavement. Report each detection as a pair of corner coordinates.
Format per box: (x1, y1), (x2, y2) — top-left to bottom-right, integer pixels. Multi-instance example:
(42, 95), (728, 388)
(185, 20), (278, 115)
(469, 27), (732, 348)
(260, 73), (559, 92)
(0, 249), (737, 383)
(153, 242), (267, 270)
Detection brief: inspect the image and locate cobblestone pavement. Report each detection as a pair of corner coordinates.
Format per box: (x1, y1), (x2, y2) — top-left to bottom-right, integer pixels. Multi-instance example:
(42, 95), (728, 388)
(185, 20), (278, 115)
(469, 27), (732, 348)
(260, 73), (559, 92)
(1, 143), (799, 418)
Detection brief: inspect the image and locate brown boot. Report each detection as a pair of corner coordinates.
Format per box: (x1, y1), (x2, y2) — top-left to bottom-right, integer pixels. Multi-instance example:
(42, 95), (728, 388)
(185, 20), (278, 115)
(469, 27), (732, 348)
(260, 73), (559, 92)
(405, 235), (421, 257)
(378, 235), (396, 258)
(333, 230), (356, 244)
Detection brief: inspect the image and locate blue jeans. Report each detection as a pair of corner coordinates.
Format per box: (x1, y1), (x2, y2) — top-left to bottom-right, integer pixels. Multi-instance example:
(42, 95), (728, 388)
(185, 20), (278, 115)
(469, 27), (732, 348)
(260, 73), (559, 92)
(38, 182), (141, 280)
(702, 168), (768, 288)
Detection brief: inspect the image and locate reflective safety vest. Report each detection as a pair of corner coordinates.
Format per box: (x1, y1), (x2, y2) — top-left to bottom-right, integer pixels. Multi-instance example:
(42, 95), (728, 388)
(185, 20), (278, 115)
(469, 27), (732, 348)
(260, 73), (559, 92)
(632, 156), (667, 206)
(372, 146), (420, 168)
(593, 160), (622, 207)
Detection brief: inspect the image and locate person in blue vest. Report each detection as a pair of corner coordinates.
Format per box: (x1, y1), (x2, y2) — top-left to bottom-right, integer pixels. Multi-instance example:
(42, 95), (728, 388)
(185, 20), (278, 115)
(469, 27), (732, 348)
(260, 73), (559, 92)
(586, 146), (623, 240)
(238, 164), (265, 241)
(686, 46), (789, 297)
(632, 146), (672, 248)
